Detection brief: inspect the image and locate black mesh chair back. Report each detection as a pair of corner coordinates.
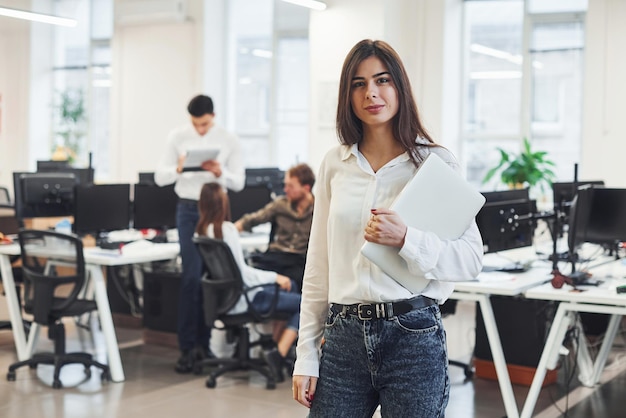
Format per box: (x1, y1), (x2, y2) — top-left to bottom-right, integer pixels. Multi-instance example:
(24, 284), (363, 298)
(6, 229), (110, 388)
(19, 229), (87, 324)
(192, 235), (283, 389)
(194, 236), (245, 326)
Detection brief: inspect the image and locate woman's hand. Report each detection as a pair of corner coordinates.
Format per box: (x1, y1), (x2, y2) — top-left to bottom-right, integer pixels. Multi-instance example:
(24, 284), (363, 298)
(276, 274), (292, 292)
(293, 375), (318, 408)
(364, 208), (407, 248)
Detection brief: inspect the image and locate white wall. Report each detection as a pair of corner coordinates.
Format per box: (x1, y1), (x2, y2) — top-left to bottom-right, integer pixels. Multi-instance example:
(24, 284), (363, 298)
(307, 0), (385, 169)
(581, 0), (626, 187)
(110, 0), (205, 183)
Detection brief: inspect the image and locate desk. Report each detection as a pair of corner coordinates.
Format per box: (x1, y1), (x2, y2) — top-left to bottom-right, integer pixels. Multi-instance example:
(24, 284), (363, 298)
(450, 258), (553, 418)
(520, 259), (626, 418)
(0, 242), (180, 383)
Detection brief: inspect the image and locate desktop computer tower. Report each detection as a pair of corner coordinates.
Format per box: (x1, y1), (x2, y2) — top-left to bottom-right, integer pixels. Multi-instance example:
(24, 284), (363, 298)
(143, 270), (180, 333)
(474, 296), (552, 367)
(473, 295), (557, 386)
(106, 265), (141, 317)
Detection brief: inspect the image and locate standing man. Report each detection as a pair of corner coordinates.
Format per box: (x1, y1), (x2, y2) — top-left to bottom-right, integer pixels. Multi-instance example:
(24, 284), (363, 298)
(234, 163), (315, 292)
(155, 94), (245, 373)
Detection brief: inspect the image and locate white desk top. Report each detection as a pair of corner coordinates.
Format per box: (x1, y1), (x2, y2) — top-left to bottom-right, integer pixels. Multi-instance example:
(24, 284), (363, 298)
(454, 266), (553, 296)
(0, 242), (180, 266)
(0, 243), (20, 256)
(84, 243), (180, 266)
(524, 280), (626, 306)
(525, 258), (626, 306)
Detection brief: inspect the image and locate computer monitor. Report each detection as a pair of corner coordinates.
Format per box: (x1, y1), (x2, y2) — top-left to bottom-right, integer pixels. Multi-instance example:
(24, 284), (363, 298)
(37, 164), (94, 186)
(228, 185), (273, 222)
(553, 180), (605, 215)
(36, 160), (70, 171)
(568, 187), (626, 251)
(73, 184), (131, 236)
(476, 198), (538, 254)
(138, 172), (156, 185)
(245, 167), (285, 196)
(132, 183), (178, 231)
(13, 172), (77, 220)
(481, 188), (529, 204)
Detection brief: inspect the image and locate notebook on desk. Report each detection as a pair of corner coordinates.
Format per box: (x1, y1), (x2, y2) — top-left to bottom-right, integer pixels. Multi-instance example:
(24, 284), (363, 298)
(361, 152), (486, 293)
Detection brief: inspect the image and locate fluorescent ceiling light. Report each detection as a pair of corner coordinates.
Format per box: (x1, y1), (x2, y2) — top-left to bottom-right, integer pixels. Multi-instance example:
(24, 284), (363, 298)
(0, 6), (77, 27)
(471, 44), (522, 65)
(471, 43), (543, 69)
(281, 0), (327, 11)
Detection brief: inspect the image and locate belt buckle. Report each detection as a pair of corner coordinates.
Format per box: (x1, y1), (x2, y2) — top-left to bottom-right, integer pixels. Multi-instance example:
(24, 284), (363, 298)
(357, 304), (374, 320)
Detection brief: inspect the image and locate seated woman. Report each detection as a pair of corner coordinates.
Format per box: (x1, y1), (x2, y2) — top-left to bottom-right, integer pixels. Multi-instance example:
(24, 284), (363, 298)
(196, 182), (300, 382)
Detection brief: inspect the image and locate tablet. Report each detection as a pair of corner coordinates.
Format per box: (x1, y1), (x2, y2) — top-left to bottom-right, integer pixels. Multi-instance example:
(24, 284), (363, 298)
(183, 148), (220, 171)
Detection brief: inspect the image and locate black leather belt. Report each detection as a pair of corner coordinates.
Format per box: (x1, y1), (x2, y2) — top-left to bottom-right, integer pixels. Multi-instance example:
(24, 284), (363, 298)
(330, 296), (436, 320)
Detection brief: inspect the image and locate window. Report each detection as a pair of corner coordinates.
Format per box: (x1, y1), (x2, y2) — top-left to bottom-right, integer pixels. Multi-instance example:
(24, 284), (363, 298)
(50, 0), (112, 179)
(227, 0), (310, 169)
(462, 0), (588, 198)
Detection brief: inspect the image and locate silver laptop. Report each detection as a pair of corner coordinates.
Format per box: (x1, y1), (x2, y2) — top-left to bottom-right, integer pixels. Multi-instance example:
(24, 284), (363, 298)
(360, 152), (485, 293)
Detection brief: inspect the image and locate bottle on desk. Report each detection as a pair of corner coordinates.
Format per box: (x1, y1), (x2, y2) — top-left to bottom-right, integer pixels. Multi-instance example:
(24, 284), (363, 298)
(55, 219), (72, 235)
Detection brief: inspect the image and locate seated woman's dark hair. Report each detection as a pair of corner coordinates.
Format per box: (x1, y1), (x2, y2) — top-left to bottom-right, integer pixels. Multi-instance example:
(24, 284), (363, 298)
(196, 183), (231, 239)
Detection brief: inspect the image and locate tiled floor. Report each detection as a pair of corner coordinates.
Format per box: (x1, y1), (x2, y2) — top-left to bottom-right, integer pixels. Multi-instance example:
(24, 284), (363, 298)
(1, 301), (625, 417)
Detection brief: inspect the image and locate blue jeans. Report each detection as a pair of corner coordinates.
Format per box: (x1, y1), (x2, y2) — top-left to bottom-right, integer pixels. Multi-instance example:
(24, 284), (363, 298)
(309, 304), (449, 418)
(176, 201), (209, 352)
(251, 286), (301, 331)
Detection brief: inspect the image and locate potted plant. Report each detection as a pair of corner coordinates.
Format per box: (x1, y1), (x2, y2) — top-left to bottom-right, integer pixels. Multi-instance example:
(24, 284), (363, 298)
(482, 137), (556, 192)
(53, 89), (86, 164)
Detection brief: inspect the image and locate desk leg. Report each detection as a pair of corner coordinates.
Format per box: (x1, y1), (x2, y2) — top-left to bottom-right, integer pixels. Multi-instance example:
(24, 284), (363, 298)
(451, 292), (520, 418)
(520, 304), (573, 418)
(476, 295), (520, 418)
(582, 313), (622, 387)
(88, 265), (125, 382)
(0, 254), (27, 360)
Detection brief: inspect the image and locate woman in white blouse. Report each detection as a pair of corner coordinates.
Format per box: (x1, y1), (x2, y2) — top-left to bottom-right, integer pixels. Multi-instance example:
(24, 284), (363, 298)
(291, 40), (483, 417)
(196, 182), (301, 382)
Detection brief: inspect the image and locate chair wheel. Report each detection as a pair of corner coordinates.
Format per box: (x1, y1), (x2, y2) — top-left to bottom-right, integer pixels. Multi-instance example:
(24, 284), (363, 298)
(193, 364), (203, 375)
(101, 370), (111, 382)
(53, 380), (63, 389)
(464, 369), (474, 379)
(7, 371), (16, 381)
(84, 367), (92, 378)
(205, 376), (216, 388)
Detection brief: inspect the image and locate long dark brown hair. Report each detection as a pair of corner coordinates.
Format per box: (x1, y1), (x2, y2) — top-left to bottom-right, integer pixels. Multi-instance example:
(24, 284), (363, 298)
(196, 183), (231, 239)
(336, 39), (436, 166)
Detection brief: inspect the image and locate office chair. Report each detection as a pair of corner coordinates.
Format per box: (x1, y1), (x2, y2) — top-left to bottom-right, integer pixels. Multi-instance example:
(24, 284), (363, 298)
(0, 186), (11, 207)
(193, 236), (287, 390)
(6, 229), (111, 389)
(441, 299), (474, 379)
